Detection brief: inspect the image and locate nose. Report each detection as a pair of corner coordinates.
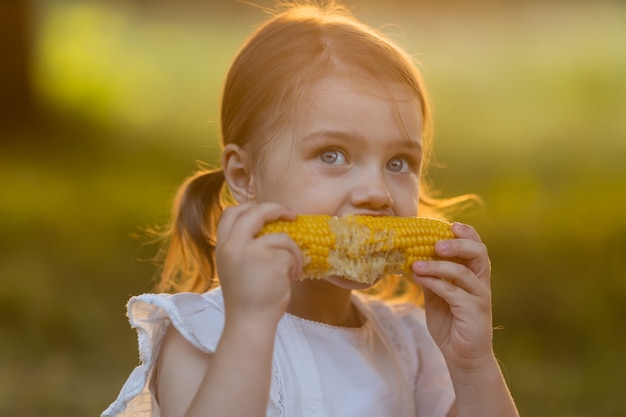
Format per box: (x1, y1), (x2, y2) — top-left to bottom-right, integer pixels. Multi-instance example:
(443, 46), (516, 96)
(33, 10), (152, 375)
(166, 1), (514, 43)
(350, 169), (393, 210)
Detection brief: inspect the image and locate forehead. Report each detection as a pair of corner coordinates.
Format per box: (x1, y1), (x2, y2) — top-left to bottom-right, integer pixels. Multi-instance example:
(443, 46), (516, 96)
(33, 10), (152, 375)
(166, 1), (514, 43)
(252, 74), (423, 171)
(307, 75), (421, 110)
(296, 75), (423, 140)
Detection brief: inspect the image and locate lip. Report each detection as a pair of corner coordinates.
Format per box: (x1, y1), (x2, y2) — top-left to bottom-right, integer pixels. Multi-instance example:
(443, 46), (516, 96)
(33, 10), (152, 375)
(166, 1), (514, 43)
(341, 211), (392, 217)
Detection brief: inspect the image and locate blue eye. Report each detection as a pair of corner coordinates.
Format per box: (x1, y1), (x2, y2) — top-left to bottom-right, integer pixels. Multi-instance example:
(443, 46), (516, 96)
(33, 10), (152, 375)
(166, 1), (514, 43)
(320, 150), (347, 165)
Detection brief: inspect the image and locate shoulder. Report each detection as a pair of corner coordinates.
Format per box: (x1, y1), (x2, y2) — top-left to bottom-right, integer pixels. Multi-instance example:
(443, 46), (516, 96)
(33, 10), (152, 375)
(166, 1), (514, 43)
(128, 288), (226, 354)
(101, 289), (225, 417)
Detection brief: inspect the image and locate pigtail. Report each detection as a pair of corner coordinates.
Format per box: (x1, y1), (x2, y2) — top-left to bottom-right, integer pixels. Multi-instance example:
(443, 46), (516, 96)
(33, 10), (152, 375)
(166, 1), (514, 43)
(155, 168), (227, 293)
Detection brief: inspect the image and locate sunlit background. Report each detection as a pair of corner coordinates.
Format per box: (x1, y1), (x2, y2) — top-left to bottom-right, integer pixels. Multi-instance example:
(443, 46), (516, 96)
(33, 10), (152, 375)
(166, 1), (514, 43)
(1, 0), (625, 416)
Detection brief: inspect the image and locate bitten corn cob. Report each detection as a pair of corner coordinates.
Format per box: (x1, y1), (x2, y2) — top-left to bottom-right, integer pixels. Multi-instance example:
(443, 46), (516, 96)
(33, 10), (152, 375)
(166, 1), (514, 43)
(258, 215), (454, 284)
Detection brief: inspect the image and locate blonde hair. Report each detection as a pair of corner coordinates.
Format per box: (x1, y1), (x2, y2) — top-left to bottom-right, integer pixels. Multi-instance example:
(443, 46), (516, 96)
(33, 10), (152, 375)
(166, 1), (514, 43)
(154, 2), (469, 303)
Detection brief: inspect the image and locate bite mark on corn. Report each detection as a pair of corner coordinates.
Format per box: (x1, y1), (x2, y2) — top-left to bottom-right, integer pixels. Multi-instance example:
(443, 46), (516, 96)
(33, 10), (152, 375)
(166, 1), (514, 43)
(258, 215), (454, 284)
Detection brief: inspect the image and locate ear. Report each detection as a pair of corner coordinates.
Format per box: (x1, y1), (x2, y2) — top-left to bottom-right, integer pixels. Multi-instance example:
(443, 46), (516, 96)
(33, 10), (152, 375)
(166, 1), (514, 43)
(222, 143), (256, 204)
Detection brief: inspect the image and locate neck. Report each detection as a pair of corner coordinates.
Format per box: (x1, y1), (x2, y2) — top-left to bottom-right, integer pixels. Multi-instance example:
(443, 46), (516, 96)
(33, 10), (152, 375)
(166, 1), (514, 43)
(287, 279), (362, 328)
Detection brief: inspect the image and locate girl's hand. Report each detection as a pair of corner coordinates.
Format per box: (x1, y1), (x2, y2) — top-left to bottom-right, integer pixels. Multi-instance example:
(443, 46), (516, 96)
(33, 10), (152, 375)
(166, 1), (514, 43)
(216, 202), (303, 326)
(412, 222), (494, 373)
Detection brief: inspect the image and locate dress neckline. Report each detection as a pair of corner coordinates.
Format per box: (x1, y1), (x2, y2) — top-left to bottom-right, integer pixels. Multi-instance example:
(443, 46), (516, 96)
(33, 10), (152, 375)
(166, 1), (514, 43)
(284, 310), (368, 331)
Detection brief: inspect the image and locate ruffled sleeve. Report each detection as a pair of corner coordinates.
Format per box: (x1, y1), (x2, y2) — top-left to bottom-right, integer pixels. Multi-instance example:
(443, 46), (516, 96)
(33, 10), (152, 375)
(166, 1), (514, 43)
(101, 289), (226, 417)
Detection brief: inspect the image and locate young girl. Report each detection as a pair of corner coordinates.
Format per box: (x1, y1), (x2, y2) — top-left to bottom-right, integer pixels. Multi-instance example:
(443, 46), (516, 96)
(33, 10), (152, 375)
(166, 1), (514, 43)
(103, 2), (519, 417)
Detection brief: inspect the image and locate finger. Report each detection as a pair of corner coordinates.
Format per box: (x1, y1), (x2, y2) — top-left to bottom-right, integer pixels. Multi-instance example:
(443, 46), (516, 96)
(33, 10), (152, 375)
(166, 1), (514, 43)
(219, 202), (296, 240)
(217, 203), (255, 238)
(450, 222), (482, 242)
(236, 202), (297, 236)
(413, 260), (487, 297)
(434, 238), (491, 283)
(413, 274), (468, 309)
(413, 274), (490, 314)
(435, 238), (488, 263)
(256, 233), (304, 281)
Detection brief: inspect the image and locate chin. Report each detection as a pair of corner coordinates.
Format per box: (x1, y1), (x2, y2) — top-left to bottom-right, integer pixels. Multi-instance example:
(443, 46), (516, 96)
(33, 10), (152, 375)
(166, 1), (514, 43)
(323, 275), (382, 290)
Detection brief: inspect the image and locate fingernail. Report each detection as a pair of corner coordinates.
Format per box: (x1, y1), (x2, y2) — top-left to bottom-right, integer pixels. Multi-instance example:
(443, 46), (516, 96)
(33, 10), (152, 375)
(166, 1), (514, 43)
(436, 241), (449, 253)
(415, 261), (427, 270)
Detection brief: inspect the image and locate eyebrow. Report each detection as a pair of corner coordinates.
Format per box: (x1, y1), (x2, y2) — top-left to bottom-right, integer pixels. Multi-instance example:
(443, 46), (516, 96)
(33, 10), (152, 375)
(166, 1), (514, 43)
(300, 130), (422, 152)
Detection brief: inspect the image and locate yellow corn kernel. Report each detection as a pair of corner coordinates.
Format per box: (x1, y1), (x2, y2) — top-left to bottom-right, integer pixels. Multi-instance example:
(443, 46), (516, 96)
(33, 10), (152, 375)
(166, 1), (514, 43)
(259, 214), (335, 277)
(258, 215), (454, 284)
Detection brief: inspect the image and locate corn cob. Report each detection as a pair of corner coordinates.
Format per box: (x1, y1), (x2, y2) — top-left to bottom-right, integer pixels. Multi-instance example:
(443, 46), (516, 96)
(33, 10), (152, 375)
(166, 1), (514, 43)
(258, 215), (454, 284)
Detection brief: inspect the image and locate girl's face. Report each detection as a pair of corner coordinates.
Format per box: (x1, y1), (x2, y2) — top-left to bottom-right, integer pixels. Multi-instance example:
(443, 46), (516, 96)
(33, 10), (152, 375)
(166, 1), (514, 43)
(252, 76), (423, 220)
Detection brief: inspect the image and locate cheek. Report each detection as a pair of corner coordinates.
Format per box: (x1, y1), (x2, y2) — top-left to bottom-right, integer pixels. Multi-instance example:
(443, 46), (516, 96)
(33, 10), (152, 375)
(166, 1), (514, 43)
(254, 165), (307, 203)
(390, 178), (420, 215)
(281, 174), (345, 213)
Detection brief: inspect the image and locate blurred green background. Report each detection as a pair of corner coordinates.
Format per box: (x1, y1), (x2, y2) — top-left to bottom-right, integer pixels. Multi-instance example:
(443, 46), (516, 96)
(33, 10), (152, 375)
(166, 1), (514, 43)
(1, 0), (625, 416)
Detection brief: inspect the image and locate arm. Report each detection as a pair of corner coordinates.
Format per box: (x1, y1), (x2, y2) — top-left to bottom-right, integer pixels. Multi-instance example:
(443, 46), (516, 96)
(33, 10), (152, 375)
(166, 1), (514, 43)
(156, 313), (279, 417)
(157, 202), (302, 417)
(413, 222), (519, 417)
(444, 358), (517, 417)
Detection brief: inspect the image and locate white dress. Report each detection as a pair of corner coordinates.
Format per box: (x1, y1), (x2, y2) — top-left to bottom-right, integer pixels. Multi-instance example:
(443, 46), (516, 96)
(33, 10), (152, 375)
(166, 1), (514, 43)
(102, 288), (454, 417)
